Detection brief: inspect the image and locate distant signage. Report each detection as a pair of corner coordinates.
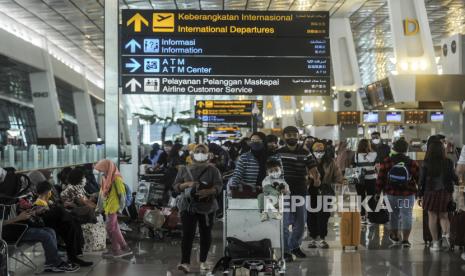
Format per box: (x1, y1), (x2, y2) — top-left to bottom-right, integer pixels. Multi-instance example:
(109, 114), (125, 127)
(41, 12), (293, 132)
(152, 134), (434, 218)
(121, 10), (330, 95)
(403, 18), (419, 36)
(195, 100), (263, 127)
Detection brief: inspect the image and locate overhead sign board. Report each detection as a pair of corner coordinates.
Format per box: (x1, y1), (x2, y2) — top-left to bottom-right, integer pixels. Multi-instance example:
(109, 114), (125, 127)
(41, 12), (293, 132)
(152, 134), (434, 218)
(195, 100), (263, 127)
(121, 10), (330, 96)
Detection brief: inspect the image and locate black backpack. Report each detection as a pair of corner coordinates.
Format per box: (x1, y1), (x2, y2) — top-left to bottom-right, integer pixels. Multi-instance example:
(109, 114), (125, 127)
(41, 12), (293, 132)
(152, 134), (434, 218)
(0, 168), (31, 201)
(387, 160), (411, 188)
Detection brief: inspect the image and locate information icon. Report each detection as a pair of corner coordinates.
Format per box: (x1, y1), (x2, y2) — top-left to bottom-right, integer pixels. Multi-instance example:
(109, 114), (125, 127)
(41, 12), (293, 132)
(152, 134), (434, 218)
(144, 39), (160, 53)
(144, 78), (160, 92)
(144, 58), (160, 73)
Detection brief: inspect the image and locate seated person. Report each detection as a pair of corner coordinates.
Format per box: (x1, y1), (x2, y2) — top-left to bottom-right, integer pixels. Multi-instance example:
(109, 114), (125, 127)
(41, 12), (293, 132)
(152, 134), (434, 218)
(32, 181), (93, 267)
(258, 159), (289, 221)
(61, 168), (97, 224)
(3, 210), (79, 273)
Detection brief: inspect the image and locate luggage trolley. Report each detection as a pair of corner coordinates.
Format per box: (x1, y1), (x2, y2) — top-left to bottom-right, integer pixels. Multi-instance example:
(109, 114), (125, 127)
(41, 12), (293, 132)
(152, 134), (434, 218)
(220, 192), (286, 276)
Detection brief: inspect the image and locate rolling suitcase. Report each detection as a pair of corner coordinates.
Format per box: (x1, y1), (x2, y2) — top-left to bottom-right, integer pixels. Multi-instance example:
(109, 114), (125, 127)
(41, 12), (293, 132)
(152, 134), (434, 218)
(449, 210), (465, 249)
(340, 212), (361, 250)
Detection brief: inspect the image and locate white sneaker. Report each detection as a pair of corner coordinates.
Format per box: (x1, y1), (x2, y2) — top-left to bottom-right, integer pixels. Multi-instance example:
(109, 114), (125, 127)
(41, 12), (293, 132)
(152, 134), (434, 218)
(260, 212), (269, 222)
(271, 212), (282, 220)
(200, 262), (211, 271)
(442, 235), (451, 250)
(177, 263), (190, 273)
(430, 241), (441, 251)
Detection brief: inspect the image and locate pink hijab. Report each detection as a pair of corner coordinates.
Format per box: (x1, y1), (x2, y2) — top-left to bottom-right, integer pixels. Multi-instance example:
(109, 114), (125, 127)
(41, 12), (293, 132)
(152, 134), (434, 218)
(95, 159), (121, 196)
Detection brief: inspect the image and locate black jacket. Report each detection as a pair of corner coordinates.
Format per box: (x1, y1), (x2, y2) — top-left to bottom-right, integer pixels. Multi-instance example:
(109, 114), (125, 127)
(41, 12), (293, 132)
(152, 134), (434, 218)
(418, 158), (458, 196)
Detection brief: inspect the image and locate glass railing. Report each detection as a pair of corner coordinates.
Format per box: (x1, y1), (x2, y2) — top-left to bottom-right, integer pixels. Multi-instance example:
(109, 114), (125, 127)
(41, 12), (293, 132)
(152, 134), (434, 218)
(0, 144), (105, 171)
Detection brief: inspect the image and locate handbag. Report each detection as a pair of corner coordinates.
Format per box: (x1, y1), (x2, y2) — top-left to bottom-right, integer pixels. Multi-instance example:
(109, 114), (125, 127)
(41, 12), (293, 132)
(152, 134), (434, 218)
(448, 200), (457, 213)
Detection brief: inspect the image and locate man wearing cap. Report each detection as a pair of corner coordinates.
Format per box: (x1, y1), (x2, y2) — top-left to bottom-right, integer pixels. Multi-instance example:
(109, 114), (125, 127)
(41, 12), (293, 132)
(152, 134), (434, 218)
(277, 126), (316, 261)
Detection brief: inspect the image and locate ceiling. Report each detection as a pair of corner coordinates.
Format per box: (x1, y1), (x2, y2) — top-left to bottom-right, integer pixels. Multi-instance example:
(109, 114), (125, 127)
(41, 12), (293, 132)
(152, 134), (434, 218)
(0, 0), (464, 118)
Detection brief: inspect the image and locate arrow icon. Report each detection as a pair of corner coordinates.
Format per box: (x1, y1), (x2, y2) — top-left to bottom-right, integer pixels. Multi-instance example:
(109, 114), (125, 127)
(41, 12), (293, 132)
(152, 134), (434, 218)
(125, 58), (141, 73)
(125, 78), (141, 92)
(127, 13), (149, 32)
(125, 39), (141, 53)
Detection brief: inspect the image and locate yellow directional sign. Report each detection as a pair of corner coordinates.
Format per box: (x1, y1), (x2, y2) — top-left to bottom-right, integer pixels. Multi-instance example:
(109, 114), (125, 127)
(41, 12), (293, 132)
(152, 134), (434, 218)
(153, 13), (175, 33)
(266, 102), (273, 109)
(197, 101), (205, 108)
(205, 101), (213, 108)
(127, 13), (149, 32)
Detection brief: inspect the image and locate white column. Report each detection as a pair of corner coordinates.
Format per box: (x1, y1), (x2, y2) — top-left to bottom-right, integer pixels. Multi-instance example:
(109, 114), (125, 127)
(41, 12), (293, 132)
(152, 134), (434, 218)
(104, 0), (119, 162)
(29, 50), (62, 140)
(72, 77), (98, 143)
(329, 18), (362, 90)
(387, 0), (437, 74)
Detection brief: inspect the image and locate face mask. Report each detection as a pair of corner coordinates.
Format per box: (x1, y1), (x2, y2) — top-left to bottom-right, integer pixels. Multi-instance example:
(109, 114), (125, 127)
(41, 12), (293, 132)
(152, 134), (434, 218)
(194, 153), (209, 162)
(314, 152), (325, 159)
(178, 151), (184, 157)
(250, 142), (264, 151)
(285, 138), (298, 146)
(269, 170), (281, 179)
(421, 144), (427, 152)
(372, 139), (380, 145)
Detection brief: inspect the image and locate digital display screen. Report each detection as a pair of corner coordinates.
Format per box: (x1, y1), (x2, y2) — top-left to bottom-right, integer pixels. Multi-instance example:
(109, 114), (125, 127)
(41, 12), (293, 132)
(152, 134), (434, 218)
(430, 111), (444, 122)
(363, 112), (379, 123)
(386, 112), (402, 123)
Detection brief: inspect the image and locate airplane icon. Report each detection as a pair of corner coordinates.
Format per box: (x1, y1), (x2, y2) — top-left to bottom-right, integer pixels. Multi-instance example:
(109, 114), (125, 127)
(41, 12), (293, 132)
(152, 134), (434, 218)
(156, 14), (172, 22)
(153, 13), (174, 32)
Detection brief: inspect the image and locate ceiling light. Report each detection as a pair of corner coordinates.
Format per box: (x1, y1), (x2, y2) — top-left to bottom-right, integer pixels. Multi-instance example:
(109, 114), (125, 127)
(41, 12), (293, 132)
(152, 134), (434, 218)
(389, 57), (397, 64)
(391, 70), (398, 75)
(419, 60), (428, 71)
(400, 62), (409, 71)
(411, 62), (418, 71)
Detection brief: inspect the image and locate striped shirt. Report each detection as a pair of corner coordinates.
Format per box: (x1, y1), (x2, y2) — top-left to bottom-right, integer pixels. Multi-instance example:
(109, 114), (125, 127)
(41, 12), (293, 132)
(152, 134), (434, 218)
(355, 152), (377, 180)
(231, 152), (261, 187)
(277, 147), (316, 196)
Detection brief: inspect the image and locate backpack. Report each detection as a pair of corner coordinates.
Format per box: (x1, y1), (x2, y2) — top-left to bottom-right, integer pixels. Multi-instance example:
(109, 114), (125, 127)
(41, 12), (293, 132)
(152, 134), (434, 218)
(123, 183), (133, 208)
(0, 168), (31, 201)
(387, 161), (411, 187)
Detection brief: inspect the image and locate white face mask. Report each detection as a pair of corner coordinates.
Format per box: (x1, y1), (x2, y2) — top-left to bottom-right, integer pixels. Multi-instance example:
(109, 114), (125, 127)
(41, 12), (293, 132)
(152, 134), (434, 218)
(372, 139), (381, 145)
(269, 170), (281, 179)
(194, 153), (209, 162)
(178, 151), (184, 157)
(314, 152), (325, 159)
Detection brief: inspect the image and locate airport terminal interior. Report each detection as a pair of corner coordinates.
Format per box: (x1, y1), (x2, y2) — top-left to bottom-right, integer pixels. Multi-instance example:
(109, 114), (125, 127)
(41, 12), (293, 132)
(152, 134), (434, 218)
(1, 0), (465, 275)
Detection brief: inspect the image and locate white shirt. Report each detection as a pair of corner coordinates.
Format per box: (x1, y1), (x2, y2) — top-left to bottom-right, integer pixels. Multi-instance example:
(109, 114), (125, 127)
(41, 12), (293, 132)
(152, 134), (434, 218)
(458, 147), (465, 165)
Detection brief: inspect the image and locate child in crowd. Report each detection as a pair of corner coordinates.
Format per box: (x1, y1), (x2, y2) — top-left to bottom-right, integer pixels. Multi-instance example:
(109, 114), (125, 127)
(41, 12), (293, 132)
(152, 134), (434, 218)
(258, 159), (289, 221)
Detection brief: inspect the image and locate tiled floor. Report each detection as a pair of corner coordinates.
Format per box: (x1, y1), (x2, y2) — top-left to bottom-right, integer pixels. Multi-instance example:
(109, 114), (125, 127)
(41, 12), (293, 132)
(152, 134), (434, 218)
(10, 208), (465, 276)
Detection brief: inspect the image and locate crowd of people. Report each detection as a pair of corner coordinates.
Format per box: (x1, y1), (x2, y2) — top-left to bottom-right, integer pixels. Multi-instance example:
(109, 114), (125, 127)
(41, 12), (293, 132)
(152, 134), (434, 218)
(2, 127), (465, 274)
(141, 128), (465, 272)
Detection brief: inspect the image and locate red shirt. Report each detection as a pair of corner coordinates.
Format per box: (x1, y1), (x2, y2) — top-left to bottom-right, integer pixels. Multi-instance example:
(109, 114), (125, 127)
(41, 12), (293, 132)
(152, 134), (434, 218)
(376, 154), (419, 196)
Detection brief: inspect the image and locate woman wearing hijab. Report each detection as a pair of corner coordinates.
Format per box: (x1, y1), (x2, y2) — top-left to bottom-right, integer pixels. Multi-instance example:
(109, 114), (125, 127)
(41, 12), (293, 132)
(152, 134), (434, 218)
(95, 159), (132, 258)
(230, 132), (268, 189)
(173, 144), (223, 273)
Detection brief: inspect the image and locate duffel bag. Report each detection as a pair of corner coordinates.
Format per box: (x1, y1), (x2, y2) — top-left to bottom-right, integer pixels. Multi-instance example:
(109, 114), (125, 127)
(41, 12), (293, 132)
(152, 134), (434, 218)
(226, 237), (272, 259)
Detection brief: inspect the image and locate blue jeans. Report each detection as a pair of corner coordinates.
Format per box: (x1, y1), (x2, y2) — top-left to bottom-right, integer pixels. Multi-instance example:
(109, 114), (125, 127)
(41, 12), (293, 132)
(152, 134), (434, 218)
(283, 196), (307, 253)
(21, 227), (63, 266)
(386, 195), (415, 231)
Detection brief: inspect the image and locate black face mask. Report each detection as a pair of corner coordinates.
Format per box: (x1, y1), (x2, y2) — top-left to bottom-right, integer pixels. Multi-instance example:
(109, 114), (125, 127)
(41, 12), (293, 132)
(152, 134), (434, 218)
(285, 138), (298, 146)
(250, 142), (264, 151)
